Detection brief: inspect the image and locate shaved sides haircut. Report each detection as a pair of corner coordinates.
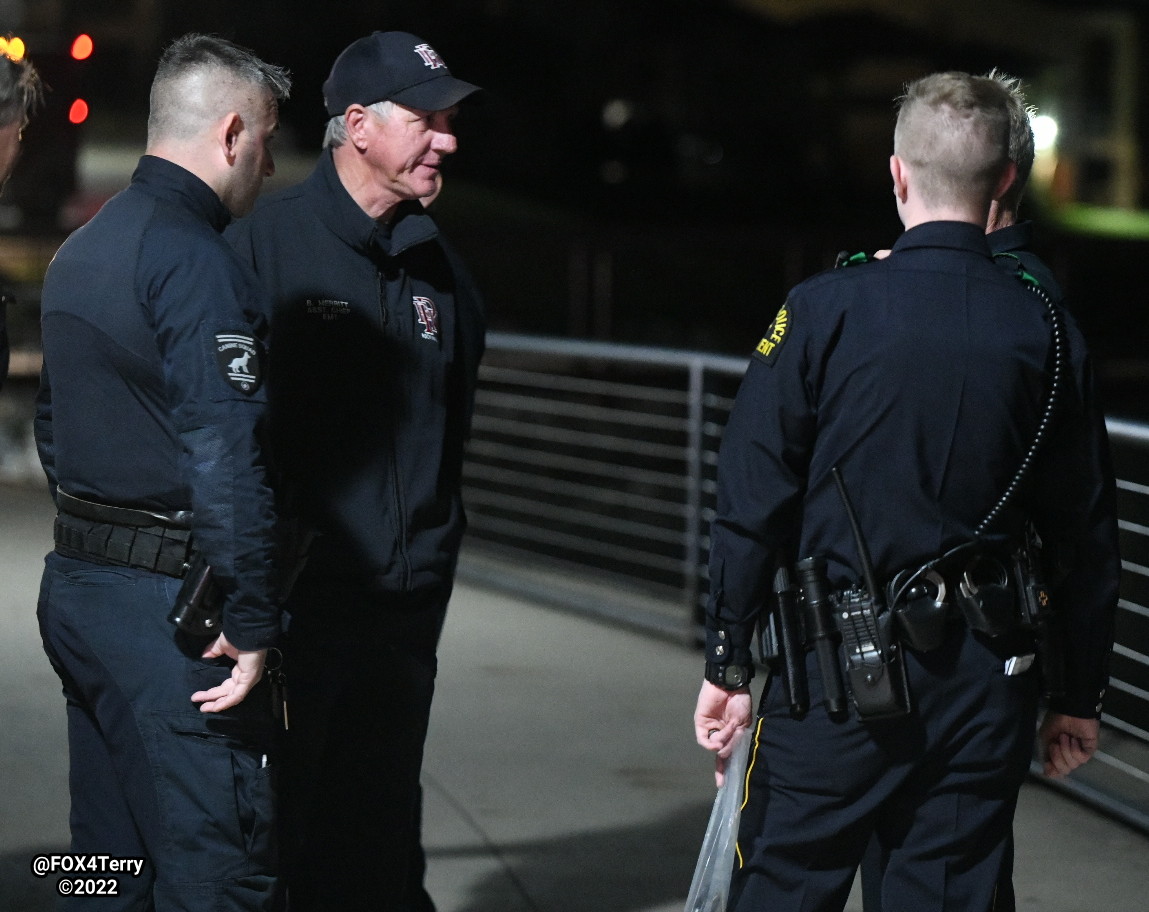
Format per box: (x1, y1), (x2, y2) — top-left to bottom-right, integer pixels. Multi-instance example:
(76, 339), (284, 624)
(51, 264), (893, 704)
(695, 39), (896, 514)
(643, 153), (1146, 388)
(894, 72), (1013, 210)
(147, 33), (291, 145)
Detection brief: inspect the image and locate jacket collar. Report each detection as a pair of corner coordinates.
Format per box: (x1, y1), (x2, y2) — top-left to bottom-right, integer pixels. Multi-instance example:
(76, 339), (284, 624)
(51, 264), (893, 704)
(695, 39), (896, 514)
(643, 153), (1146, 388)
(304, 148), (440, 258)
(131, 155), (232, 233)
(986, 220), (1035, 256)
(891, 220), (993, 257)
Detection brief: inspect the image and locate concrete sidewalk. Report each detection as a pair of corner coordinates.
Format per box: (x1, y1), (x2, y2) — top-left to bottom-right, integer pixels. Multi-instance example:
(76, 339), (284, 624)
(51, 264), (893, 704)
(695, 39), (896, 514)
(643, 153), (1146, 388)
(2, 483), (1147, 910)
(422, 577), (1149, 912)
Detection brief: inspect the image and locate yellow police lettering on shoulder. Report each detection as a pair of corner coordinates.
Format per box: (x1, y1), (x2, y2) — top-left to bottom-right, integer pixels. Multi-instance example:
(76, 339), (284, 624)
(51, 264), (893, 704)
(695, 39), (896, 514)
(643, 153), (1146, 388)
(753, 304), (791, 365)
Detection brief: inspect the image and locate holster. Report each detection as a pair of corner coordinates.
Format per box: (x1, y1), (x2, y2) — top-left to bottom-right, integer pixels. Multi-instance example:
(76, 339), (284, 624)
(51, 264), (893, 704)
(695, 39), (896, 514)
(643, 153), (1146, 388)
(168, 553), (223, 637)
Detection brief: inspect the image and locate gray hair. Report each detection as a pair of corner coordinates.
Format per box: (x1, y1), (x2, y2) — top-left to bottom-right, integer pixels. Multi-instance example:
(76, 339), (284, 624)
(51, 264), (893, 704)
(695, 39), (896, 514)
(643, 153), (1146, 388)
(0, 48), (42, 128)
(147, 33), (291, 145)
(322, 99), (394, 149)
(894, 71), (1013, 210)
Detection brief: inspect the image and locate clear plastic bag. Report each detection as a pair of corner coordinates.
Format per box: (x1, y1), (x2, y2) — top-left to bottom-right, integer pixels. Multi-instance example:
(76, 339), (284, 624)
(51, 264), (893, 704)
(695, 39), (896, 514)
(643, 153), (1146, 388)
(684, 726), (752, 912)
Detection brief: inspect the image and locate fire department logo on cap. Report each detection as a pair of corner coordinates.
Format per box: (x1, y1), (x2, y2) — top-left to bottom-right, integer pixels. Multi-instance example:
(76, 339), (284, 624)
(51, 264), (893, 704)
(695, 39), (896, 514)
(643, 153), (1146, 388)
(413, 296), (440, 341)
(215, 333), (264, 394)
(413, 43), (446, 69)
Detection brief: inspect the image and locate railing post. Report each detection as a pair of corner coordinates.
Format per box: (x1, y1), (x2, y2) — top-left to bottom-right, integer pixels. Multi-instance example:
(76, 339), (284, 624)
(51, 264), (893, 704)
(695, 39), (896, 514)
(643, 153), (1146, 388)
(684, 357), (705, 628)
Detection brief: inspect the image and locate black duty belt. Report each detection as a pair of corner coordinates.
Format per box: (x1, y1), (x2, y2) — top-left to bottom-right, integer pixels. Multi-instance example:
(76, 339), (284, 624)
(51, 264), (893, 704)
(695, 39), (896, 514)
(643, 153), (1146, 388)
(54, 490), (196, 578)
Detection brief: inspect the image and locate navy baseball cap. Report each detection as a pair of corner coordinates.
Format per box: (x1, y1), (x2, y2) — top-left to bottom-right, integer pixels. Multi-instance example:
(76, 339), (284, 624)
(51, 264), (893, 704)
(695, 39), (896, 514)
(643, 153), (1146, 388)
(322, 31), (481, 117)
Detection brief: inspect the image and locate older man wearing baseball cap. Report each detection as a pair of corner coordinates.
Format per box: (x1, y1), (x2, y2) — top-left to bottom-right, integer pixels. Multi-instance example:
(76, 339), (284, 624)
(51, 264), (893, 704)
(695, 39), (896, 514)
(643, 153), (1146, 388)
(227, 31), (486, 912)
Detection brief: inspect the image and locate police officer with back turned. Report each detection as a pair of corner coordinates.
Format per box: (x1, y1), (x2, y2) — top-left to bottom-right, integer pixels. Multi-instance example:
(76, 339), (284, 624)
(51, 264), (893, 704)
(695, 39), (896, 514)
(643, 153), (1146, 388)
(860, 70), (1069, 912)
(694, 72), (1119, 912)
(35, 34), (290, 908)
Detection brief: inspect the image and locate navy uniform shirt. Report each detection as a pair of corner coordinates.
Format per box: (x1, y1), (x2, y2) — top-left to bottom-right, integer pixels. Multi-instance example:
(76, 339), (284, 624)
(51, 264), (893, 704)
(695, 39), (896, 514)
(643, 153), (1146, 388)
(708, 220), (1118, 717)
(35, 155), (279, 650)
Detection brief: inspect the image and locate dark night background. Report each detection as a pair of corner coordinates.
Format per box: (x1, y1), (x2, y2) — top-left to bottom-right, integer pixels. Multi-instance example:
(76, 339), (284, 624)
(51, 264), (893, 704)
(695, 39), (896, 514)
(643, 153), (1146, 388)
(5, 0), (1149, 417)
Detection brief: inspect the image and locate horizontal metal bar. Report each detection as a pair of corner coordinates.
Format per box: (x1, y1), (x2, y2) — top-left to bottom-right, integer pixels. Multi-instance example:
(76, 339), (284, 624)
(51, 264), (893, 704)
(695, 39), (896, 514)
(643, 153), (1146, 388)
(466, 439), (686, 489)
(471, 415), (687, 461)
(477, 389), (688, 432)
(465, 489), (686, 547)
(1032, 770), (1149, 836)
(1107, 417), (1149, 445)
(703, 392), (738, 411)
(1090, 749), (1149, 787)
(1101, 713), (1149, 745)
(464, 463), (687, 519)
(479, 364), (689, 405)
(457, 544), (683, 614)
(1108, 676), (1149, 704)
(466, 513), (686, 576)
(1113, 642), (1149, 668)
(1120, 518), (1149, 538)
(1118, 599), (1149, 620)
(1122, 558), (1149, 579)
(1117, 478), (1149, 497)
(486, 331), (749, 375)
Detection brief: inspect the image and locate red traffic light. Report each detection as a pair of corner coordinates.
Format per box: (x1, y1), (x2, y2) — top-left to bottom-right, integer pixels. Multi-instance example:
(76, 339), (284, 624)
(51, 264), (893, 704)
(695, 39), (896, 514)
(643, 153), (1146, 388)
(68, 98), (89, 124)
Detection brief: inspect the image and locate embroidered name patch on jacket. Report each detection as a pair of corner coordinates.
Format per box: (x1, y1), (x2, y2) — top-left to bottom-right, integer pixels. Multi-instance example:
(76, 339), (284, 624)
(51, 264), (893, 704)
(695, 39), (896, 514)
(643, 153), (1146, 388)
(753, 303), (790, 365)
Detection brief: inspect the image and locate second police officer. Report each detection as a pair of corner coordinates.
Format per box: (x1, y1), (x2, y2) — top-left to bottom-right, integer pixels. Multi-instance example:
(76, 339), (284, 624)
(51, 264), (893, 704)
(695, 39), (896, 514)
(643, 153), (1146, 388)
(694, 71), (1119, 912)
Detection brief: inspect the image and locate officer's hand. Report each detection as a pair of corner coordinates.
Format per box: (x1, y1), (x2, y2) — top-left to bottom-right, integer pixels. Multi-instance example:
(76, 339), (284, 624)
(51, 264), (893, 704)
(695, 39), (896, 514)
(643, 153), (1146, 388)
(694, 680), (752, 787)
(1038, 712), (1100, 778)
(191, 633), (267, 713)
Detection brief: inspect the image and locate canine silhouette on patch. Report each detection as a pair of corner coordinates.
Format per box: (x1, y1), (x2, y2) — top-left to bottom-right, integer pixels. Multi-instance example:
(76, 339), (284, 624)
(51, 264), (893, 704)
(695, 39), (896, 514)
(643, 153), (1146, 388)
(228, 351), (253, 375)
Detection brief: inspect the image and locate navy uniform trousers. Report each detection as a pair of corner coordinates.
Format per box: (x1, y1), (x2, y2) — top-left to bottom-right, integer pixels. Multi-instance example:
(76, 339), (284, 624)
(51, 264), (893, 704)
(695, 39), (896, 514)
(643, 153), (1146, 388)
(37, 552), (277, 911)
(275, 580), (447, 912)
(730, 623), (1039, 912)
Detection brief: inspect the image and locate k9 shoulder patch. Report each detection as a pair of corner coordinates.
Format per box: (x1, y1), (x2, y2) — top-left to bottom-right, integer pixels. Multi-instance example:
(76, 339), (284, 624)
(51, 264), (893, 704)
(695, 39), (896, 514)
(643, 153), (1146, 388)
(215, 332), (265, 394)
(752, 303), (791, 366)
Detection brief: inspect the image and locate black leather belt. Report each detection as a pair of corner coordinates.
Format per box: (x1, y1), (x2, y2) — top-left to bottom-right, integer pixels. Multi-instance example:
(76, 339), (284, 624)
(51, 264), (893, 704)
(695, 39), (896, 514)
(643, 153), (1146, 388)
(54, 490), (196, 578)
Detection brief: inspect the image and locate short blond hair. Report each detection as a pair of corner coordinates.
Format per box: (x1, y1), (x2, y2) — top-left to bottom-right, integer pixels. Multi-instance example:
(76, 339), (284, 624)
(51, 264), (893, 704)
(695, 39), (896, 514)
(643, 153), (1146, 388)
(894, 72), (1013, 210)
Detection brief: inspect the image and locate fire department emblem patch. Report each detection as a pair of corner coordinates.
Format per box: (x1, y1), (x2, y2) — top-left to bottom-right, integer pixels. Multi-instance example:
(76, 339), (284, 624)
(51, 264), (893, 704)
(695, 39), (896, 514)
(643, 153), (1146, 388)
(752, 303), (790, 366)
(215, 333), (264, 394)
(413, 296), (440, 341)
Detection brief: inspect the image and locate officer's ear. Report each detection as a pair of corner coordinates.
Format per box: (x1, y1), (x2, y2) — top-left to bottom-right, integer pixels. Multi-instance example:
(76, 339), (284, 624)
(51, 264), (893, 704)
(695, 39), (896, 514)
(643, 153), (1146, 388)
(218, 111), (244, 165)
(890, 155), (909, 204)
(991, 161), (1018, 203)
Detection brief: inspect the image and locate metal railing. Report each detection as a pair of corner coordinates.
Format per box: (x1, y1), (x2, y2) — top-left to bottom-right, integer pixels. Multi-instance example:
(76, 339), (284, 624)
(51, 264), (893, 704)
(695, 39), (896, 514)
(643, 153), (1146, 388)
(461, 332), (1149, 833)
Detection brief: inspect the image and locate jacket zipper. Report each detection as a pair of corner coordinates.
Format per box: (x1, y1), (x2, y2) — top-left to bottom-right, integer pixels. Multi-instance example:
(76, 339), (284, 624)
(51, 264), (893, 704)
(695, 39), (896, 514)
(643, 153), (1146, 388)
(378, 268), (412, 589)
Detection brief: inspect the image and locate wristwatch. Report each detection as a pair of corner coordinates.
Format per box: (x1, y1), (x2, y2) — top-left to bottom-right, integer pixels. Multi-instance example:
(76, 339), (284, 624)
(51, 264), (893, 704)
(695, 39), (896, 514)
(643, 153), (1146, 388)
(705, 661), (753, 690)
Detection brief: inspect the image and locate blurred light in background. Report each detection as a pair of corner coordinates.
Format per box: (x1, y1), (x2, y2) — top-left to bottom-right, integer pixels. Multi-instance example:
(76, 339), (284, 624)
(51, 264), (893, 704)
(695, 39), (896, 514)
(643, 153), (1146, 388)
(1032, 114), (1059, 152)
(68, 99), (89, 125)
(0, 36), (27, 61)
(70, 34), (93, 61)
